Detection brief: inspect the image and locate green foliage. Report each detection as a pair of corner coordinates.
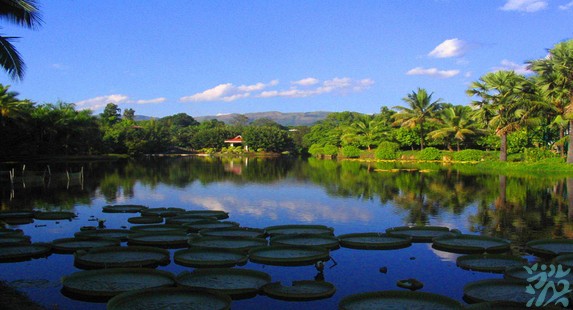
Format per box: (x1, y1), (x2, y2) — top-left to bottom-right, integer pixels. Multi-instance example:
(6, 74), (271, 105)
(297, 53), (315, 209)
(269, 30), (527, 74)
(243, 125), (293, 152)
(341, 145), (361, 158)
(507, 130), (528, 154)
(394, 127), (419, 150)
(524, 148), (559, 162)
(375, 141), (399, 160)
(416, 147), (442, 160)
(452, 149), (485, 161)
(308, 144), (324, 156)
(323, 144), (339, 156)
(190, 127), (235, 150)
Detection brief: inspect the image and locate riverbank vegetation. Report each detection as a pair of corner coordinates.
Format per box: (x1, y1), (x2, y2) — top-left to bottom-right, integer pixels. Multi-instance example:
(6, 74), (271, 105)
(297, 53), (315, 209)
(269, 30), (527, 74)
(1, 39), (573, 169)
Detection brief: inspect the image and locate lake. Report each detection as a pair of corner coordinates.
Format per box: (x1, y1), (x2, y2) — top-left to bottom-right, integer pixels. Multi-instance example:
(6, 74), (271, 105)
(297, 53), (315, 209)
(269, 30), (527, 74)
(0, 156), (571, 309)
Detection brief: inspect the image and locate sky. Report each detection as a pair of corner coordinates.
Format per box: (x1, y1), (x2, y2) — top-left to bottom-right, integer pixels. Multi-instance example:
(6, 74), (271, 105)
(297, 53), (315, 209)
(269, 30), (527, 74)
(1, 0), (572, 118)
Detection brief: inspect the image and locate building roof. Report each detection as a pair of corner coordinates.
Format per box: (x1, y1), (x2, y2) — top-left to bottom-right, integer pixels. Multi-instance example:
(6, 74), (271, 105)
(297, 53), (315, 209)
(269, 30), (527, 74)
(224, 135), (243, 143)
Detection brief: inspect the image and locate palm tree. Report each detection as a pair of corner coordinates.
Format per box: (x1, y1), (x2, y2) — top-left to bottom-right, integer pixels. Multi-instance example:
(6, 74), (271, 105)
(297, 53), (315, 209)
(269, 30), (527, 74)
(528, 39), (573, 163)
(0, 0), (42, 80)
(392, 88), (443, 150)
(466, 71), (534, 161)
(428, 105), (481, 151)
(0, 83), (30, 126)
(341, 115), (384, 151)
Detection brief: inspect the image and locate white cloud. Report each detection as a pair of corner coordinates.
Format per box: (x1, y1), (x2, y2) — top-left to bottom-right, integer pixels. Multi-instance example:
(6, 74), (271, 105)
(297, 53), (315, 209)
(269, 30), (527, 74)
(406, 67), (460, 78)
(492, 59), (532, 74)
(559, 1), (573, 10)
(134, 97), (167, 104)
(182, 77), (374, 102)
(500, 0), (548, 12)
(292, 77), (319, 86)
(428, 38), (468, 58)
(75, 94), (129, 110)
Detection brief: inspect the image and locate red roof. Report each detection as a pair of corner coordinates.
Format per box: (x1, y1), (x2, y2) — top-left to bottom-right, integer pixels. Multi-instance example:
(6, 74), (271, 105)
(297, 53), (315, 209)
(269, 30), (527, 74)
(224, 135), (243, 143)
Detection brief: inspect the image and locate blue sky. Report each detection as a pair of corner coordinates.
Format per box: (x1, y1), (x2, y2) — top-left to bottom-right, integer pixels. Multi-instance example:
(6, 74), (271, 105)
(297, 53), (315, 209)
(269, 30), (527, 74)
(1, 0), (572, 118)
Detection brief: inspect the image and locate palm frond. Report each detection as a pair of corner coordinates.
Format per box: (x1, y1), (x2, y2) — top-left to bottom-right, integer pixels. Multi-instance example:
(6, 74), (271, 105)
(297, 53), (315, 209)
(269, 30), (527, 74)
(0, 0), (42, 29)
(0, 35), (24, 80)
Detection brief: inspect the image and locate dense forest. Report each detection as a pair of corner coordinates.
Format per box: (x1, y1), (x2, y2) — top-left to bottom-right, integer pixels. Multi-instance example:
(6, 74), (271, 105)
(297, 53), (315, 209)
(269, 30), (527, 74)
(1, 39), (572, 163)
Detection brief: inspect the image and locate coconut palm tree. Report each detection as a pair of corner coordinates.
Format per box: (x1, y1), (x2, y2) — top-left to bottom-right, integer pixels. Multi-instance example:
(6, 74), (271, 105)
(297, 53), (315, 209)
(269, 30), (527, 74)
(428, 105), (481, 151)
(466, 70), (534, 161)
(392, 88), (443, 150)
(0, 0), (42, 80)
(528, 39), (573, 162)
(0, 83), (30, 126)
(341, 115), (384, 151)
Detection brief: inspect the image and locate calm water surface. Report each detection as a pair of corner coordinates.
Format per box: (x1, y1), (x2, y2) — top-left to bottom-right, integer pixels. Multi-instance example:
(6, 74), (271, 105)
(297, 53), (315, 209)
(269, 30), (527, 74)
(0, 156), (571, 309)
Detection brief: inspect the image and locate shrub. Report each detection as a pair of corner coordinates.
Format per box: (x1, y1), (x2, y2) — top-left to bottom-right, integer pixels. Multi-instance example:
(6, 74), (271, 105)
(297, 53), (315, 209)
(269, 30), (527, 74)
(323, 144), (339, 157)
(452, 149), (485, 162)
(308, 144), (324, 157)
(417, 147), (442, 160)
(375, 142), (399, 160)
(524, 148), (558, 162)
(341, 146), (361, 158)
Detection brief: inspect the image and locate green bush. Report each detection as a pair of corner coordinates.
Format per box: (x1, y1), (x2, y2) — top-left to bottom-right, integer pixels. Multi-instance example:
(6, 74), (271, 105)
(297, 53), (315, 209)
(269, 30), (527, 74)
(524, 148), (559, 162)
(375, 142), (399, 160)
(308, 144), (324, 156)
(452, 149), (485, 161)
(341, 146), (361, 158)
(417, 147), (442, 160)
(323, 144), (339, 156)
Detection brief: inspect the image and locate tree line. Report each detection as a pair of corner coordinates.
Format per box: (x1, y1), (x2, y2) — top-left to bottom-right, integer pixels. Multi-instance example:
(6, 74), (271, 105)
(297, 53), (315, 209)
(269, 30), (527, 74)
(0, 39), (572, 162)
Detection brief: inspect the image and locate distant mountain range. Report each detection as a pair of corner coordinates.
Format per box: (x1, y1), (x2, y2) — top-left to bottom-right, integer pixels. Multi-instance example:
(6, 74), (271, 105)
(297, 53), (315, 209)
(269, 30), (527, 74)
(135, 111), (332, 126)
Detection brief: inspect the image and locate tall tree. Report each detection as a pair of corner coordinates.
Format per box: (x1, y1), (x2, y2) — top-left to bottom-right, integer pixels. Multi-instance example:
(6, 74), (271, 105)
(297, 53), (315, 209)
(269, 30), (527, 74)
(428, 105), (481, 151)
(0, 83), (30, 126)
(466, 70), (534, 161)
(341, 114), (383, 150)
(100, 103), (121, 126)
(0, 0), (42, 80)
(392, 88), (443, 150)
(528, 39), (573, 163)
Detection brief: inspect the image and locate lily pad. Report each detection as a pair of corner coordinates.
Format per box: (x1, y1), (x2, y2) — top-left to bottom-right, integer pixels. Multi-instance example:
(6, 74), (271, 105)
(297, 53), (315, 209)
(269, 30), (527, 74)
(386, 226), (457, 242)
(127, 232), (190, 248)
(270, 233), (340, 250)
(52, 237), (120, 253)
(456, 254), (527, 273)
(107, 287), (231, 310)
(0, 228), (24, 236)
(127, 216), (163, 224)
(199, 227), (266, 238)
(264, 224), (334, 236)
(102, 204), (148, 213)
(181, 210), (229, 220)
(433, 234), (510, 254)
(176, 268), (271, 297)
(34, 211), (76, 220)
(140, 207), (185, 218)
(463, 279), (532, 305)
(0, 235), (31, 246)
(184, 220), (240, 232)
(248, 245), (330, 266)
(0, 210), (35, 219)
(174, 248), (248, 268)
(74, 229), (133, 242)
(526, 239), (573, 257)
(504, 264), (573, 283)
(339, 290), (463, 309)
(554, 253), (573, 269)
(166, 215), (217, 225)
(338, 233), (411, 250)
(188, 236), (268, 252)
(130, 224), (187, 233)
(0, 243), (52, 262)
(62, 268), (176, 298)
(262, 280), (336, 301)
(74, 246), (170, 269)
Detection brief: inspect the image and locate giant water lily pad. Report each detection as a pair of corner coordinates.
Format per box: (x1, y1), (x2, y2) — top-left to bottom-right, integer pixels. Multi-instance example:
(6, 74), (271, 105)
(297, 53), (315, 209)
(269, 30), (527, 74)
(264, 224), (334, 236)
(339, 290), (463, 309)
(199, 227), (265, 238)
(456, 254), (527, 273)
(62, 268), (176, 298)
(248, 245), (330, 266)
(0, 228), (23, 236)
(554, 253), (573, 269)
(386, 226), (457, 242)
(74, 246), (170, 269)
(504, 264), (573, 283)
(270, 233), (340, 250)
(463, 279), (532, 305)
(262, 280), (336, 301)
(74, 229), (133, 242)
(176, 268), (271, 297)
(526, 239), (573, 257)
(166, 215), (217, 225)
(34, 211), (76, 220)
(127, 232), (189, 248)
(184, 220), (240, 232)
(0, 243), (52, 262)
(107, 287), (231, 310)
(102, 204), (148, 213)
(0, 210), (35, 219)
(52, 237), (120, 253)
(0, 235), (30, 246)
(338, 233), (411, 250)
(188, 236), (267, 252)
(130, 224), (187, 234)
(433, 234), (510, 254)
(181, 210), (229, 220)
(174, 248), (248, 268)
(127, 216), (163, 224)
(140, 207), (185, 218)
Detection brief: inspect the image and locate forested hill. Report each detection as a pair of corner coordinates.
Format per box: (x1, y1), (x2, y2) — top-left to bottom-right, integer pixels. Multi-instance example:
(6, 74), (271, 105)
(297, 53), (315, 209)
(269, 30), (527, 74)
(194, 111), (332, 126)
